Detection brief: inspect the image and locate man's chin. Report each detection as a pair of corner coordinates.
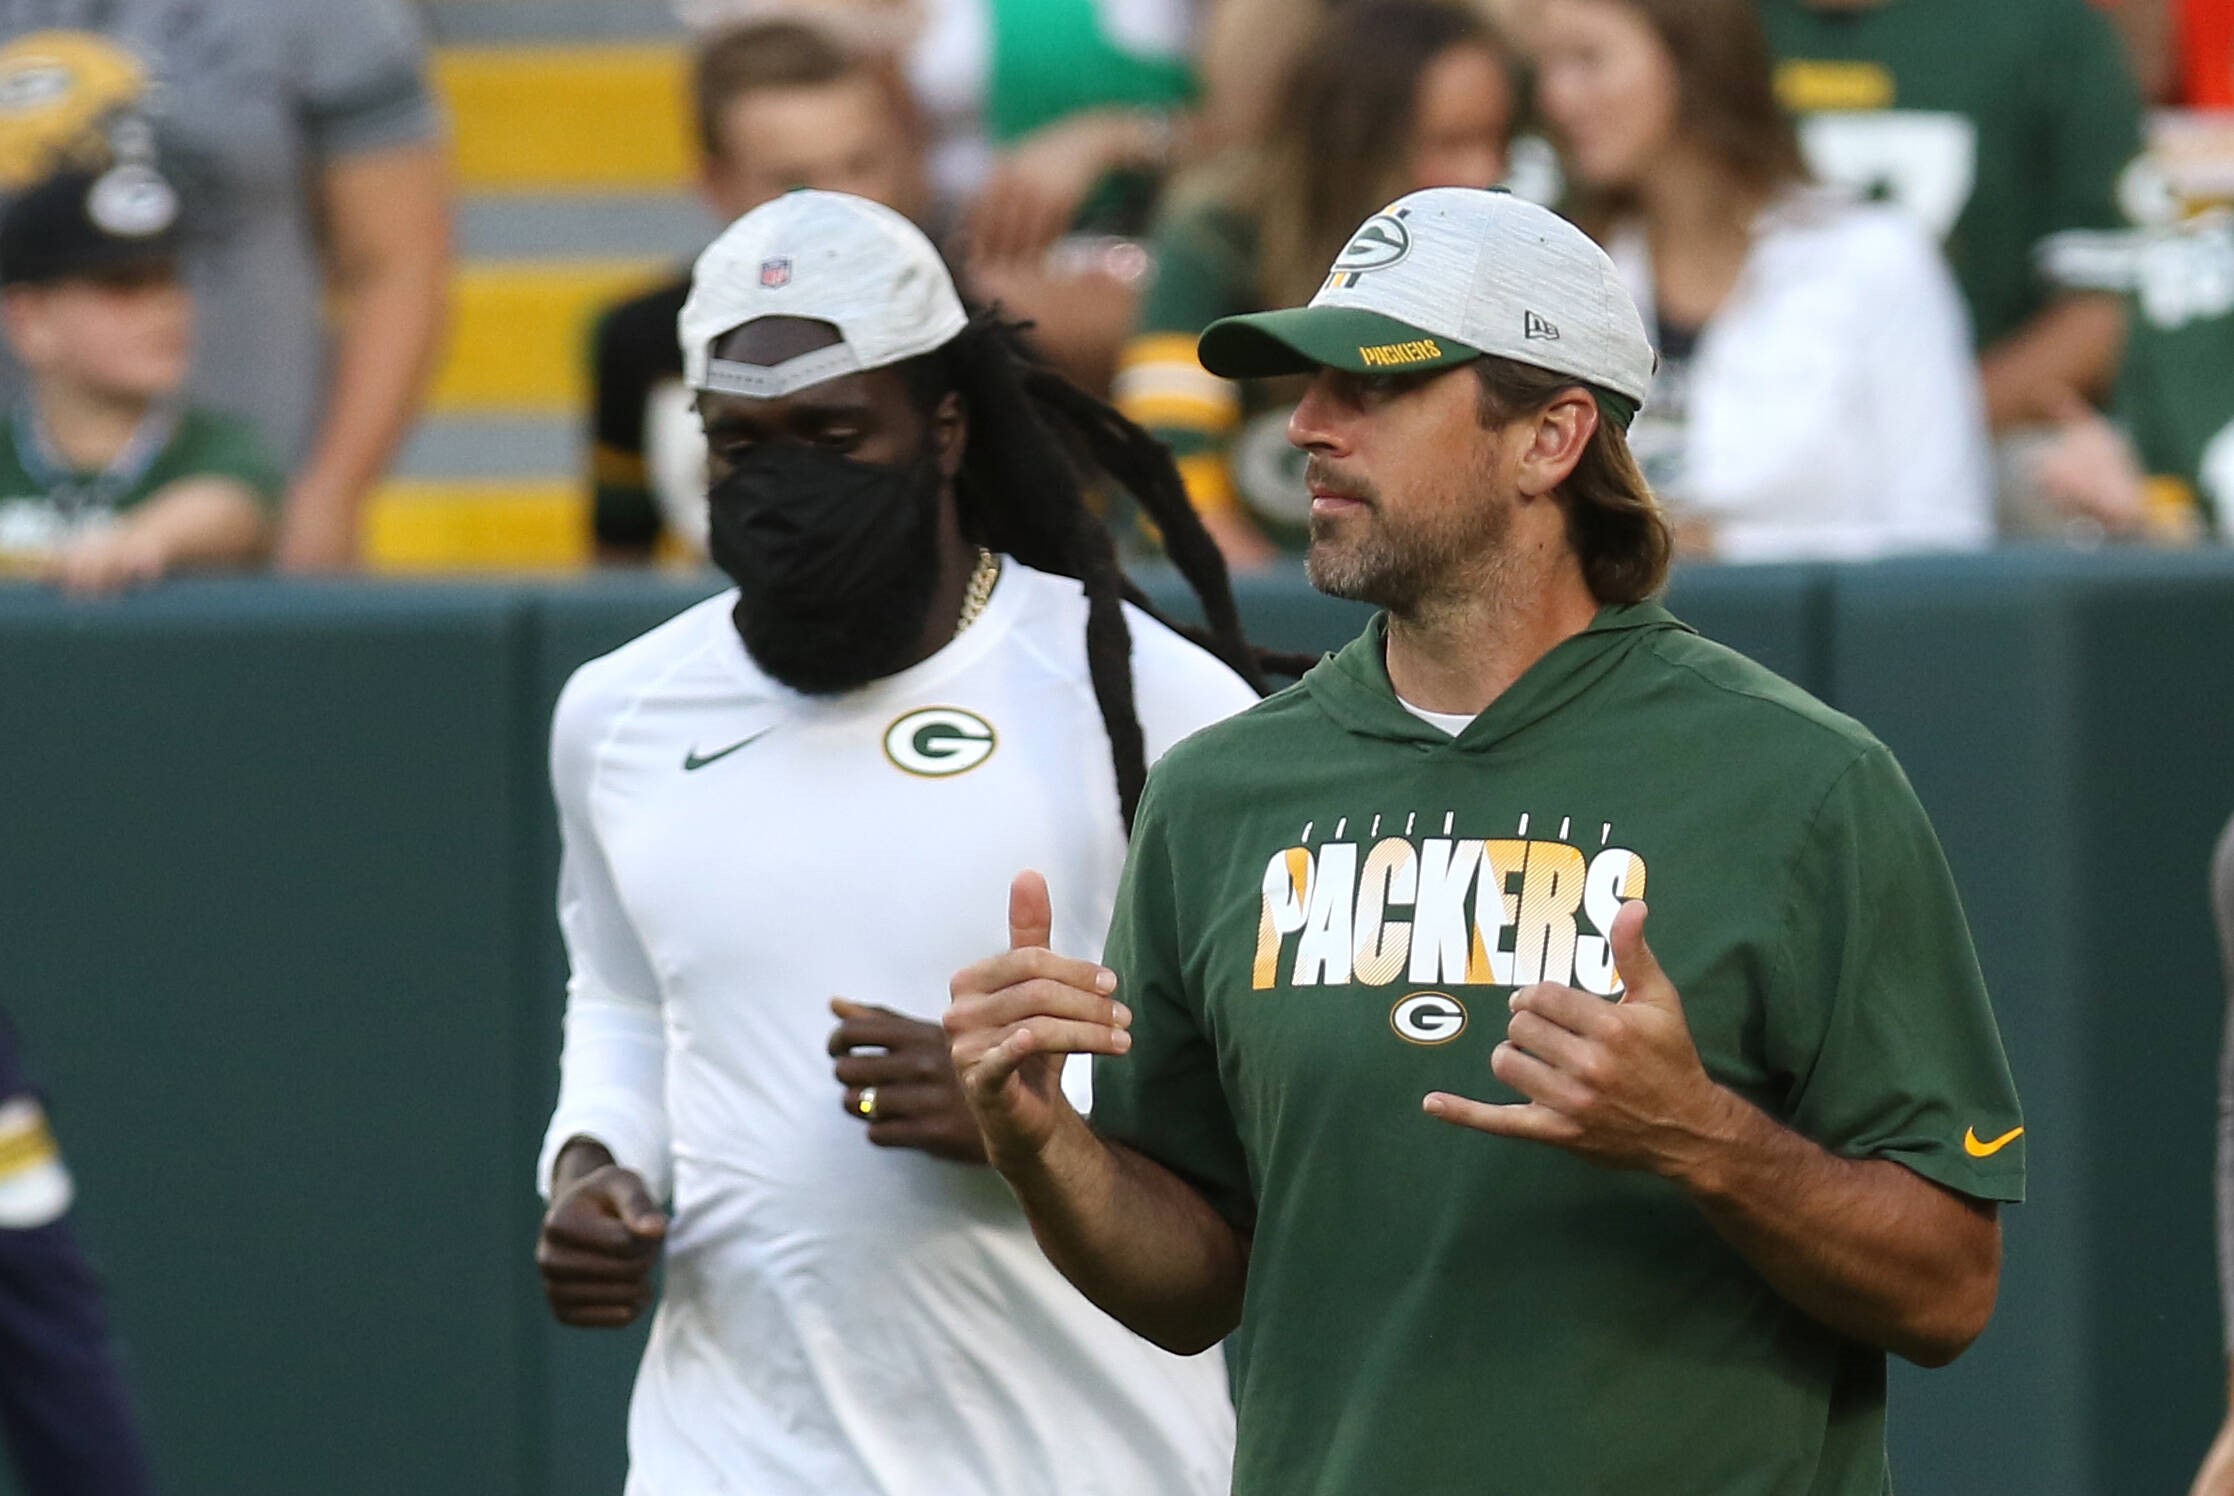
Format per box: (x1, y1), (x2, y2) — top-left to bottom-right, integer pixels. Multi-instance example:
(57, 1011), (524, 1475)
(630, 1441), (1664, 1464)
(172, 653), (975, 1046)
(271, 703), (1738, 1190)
(735, 608), (923, 696)
(1304, 535), (1385, 604)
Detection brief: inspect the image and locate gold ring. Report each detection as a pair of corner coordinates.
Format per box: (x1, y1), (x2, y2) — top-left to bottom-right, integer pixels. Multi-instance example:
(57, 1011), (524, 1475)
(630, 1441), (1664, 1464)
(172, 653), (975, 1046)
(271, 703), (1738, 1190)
(856, 1086), (878, 1119)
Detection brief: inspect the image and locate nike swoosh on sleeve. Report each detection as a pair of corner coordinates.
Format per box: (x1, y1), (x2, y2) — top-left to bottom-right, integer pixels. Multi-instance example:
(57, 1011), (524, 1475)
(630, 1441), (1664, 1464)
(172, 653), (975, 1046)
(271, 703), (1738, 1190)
(1963, 1125), (2024, 1158)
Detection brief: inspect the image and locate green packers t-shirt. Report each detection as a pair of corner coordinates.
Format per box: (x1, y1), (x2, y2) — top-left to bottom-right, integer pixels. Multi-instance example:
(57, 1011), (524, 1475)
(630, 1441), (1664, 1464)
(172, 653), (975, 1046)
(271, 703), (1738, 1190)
(1757, 0), (2144, 349)
(1093, 604), (2024, 1496)
(0, 402), (283, 565)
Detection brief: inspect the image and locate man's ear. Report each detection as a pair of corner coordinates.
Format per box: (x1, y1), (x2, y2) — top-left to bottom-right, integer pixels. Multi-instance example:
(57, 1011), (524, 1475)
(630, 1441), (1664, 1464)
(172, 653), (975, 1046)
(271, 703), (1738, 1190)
(1514, 389), (1598, 500)
(932, 391), (967, 479)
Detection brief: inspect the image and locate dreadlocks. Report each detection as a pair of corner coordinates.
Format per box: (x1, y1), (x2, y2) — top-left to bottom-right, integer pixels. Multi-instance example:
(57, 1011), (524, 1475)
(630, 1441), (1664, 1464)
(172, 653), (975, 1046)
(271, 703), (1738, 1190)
(902, 309), (1284, 831)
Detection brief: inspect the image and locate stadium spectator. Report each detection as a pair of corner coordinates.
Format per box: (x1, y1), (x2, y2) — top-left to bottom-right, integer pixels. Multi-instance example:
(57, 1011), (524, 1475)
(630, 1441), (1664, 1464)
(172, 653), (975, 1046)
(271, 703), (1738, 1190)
(2029, 212), (2227, 543)
(0, 6), (450, 573)
(2200, 811), (2234, 1496)
(676, 0), (1202, 230)
(0, 168), (276, 594)
(673, 0), (1326, 398)
(1753, 0), (2145, 445)
(1115, 0), (1519, 568)
(0, 1005), (153, 1495)
(1536, 0), (1991, 562)
(588, 18), (932, 562)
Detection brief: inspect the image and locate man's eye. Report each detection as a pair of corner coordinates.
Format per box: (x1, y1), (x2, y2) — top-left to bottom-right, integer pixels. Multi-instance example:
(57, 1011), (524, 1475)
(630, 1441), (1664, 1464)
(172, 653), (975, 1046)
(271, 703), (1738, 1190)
(816, 429), (863, 450)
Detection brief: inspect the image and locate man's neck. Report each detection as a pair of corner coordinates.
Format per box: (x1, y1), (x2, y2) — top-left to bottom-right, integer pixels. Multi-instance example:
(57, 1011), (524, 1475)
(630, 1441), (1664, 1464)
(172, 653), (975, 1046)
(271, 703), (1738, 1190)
(900, 523), (984, 670)
(32, 379), (158, 472)
(1383, 549), (1602, 717)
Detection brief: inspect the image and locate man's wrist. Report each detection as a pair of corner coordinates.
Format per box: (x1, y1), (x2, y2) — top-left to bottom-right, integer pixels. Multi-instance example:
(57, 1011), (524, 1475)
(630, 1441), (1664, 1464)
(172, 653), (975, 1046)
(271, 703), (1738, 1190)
(552, 1135), (616, 1195)
(987, 1101), (1095, 1194)
(1662, 1084), (1754, 1199)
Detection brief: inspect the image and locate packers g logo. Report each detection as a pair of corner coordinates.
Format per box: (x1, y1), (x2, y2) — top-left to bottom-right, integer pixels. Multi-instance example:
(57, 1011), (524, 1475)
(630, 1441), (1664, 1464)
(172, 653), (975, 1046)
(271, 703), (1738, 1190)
(1390, 991), (1467, 1045)
(883, 707), (996, 778)
(1326, 208), (1413, 289)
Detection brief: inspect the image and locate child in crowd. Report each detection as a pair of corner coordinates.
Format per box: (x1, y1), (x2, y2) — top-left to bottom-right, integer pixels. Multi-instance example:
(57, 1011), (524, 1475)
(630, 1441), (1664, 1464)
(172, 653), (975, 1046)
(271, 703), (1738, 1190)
(0, 168), (278, 595)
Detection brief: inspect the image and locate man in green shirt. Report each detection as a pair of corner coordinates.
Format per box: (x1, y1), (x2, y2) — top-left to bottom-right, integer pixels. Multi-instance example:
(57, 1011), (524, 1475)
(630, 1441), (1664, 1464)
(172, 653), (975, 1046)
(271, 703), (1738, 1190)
(947, 187), (2022, 1494)
(1757, 0), (2145, 432)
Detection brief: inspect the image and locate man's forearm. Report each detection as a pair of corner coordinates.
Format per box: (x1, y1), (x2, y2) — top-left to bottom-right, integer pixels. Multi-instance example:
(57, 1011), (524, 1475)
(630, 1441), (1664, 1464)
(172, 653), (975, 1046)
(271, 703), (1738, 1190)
(1980, 292), (2126, 429)
(124, 480), (269, 568)
(1673, 1090), (2000, 1366)
(281, 145), (451, 569)
(994, 1111), (1248, 1356)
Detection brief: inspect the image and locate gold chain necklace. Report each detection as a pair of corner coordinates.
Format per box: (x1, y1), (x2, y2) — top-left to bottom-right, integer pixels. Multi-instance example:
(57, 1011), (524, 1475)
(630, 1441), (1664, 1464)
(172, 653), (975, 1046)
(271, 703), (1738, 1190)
(954, 547), (1000, 637)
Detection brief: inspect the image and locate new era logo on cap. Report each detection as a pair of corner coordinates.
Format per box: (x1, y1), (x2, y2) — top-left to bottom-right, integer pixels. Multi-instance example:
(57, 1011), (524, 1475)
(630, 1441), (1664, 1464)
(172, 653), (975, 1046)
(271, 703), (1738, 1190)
(1524, 310), (1561, 341)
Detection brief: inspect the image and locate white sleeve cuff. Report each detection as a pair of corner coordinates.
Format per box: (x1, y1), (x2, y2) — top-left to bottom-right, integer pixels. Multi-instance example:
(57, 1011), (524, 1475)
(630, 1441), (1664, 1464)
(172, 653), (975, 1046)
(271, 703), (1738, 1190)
(537, 1101), (673, 1204)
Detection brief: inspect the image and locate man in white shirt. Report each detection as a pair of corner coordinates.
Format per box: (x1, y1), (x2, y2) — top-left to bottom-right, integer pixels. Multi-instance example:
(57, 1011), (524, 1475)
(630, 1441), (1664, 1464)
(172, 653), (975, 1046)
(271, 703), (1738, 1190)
(534, 190), (1258, 1496)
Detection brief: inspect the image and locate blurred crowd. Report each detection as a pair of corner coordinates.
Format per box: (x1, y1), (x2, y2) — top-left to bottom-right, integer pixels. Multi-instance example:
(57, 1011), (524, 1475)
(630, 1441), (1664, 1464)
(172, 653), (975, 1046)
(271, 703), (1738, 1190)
(0, 0), (2228, 593)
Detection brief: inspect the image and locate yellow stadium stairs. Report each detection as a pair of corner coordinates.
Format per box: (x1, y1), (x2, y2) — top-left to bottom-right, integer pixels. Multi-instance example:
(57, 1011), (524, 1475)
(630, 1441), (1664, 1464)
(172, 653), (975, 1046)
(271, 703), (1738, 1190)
(370, 1), (707, 573)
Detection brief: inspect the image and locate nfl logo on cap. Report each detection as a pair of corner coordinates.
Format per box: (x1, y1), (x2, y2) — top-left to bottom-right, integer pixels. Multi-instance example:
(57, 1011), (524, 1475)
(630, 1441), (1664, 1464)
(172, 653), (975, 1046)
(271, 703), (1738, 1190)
(680, 191), (970, 398)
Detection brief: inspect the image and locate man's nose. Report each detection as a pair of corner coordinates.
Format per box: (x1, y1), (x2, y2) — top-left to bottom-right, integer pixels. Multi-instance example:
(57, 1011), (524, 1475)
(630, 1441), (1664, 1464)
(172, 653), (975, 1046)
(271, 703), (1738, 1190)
(1287, 371), (1349, 457)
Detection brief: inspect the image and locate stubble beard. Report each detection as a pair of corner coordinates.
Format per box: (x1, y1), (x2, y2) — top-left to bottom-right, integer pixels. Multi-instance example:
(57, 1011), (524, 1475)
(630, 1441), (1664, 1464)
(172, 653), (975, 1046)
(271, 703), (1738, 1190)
(1303, 457), (1518, 620)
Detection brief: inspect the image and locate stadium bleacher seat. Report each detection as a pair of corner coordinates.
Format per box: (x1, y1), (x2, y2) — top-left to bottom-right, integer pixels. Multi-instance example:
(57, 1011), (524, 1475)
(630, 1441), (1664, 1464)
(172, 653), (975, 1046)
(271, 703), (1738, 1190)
(374, 2), (706, 571)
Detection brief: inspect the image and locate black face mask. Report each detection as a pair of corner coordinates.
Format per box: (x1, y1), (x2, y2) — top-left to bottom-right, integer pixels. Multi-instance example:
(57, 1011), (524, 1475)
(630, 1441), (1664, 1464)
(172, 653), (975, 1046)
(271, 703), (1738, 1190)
(707, 442), (946, 696)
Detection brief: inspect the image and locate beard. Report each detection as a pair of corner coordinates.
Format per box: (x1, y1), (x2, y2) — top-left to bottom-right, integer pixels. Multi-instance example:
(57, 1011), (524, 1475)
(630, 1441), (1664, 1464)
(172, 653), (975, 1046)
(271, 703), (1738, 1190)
(730, 490), (944, 696)
(1302, 455), (1516, 617)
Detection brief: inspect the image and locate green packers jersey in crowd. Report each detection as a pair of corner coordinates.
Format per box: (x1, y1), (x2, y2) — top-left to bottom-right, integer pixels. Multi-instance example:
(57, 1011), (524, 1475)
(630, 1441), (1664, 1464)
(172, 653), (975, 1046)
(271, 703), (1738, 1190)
(1118, 203), (1314, 545)
(0, 403), (281, 566)
(1093, 605), (2025, 1496)
(2116, 217), (2234, 532)
(1757, 0), (2145, 349)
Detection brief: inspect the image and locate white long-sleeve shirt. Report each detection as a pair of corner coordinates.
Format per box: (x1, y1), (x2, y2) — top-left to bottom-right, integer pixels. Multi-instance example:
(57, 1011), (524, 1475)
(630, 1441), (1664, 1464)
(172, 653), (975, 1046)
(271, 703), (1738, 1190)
(540, 560), (1251, 1496)
(1612, 187), (1995, 563)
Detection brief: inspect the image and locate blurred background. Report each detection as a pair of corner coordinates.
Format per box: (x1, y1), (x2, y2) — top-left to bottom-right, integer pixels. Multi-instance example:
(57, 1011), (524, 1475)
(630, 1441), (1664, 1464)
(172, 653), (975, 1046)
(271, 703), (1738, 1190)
(0, 0), (2230, 1492)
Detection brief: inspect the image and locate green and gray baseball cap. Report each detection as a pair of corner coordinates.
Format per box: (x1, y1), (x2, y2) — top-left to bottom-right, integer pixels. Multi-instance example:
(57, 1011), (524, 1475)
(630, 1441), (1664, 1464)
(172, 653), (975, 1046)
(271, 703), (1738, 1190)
(1198, 187), (1656, 427)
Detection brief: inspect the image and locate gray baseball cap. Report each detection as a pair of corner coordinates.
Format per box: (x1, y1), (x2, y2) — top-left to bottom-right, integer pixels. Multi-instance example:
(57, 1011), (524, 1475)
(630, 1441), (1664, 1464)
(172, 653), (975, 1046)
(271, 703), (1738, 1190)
(1198, 187), (1656, 426)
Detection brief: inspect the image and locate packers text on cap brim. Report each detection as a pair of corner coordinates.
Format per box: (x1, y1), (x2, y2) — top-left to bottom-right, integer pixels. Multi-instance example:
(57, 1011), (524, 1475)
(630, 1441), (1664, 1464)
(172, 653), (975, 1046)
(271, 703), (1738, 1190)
(1198, 306), (1482, 380)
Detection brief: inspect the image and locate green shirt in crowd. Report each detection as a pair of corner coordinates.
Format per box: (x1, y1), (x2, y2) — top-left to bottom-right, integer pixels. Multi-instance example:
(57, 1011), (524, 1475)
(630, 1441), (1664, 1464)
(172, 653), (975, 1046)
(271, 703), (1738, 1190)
(1756, 0), (2144, 350)
(2114, 217), (2234, 533)
(1093, 603), (2025, 1496)
(0, 402), (282, 566)
(1120, 202), (1315, 545)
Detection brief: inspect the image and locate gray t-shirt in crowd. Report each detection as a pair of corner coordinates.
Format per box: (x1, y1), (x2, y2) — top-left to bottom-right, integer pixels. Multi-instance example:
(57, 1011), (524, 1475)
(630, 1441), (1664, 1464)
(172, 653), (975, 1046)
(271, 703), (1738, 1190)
(0, 0), (442, 470)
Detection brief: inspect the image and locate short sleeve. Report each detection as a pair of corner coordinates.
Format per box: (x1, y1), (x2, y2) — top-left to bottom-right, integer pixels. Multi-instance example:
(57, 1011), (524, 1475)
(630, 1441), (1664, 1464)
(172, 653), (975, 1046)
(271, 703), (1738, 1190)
(2033, 0), (2146, 267)
(292, 0), (441, 158)
(1090, 776), (1258, 1231)
(1766, 746), (2025, 1203)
